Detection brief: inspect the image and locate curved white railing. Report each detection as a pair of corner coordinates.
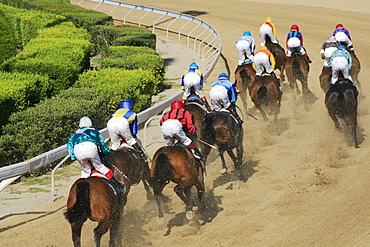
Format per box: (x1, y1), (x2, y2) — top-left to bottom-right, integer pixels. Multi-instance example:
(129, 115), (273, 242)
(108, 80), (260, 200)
(0, 1), (221, 194)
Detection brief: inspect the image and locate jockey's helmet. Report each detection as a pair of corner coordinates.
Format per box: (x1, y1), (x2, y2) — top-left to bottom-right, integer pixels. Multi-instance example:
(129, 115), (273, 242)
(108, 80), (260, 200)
(265, 17), (272, 23)
(79, 116), (92, 128)
(260, 46), (268, 50)
(337, 45), (347, 50)
(243, 30), (251, 36)
(218, 73), (229, 80)
(290, 24), (299, 31)
(171, 99), (184, 110)
(120, 99), (133, 109)
(336, 24), (343, 29)
(189, 62), (199, 69)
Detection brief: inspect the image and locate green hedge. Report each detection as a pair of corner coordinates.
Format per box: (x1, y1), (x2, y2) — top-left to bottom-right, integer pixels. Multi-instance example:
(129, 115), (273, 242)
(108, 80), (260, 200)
(0, 87), (110, 167)
(0, 3), (65, 49)
(0, 71), (51, 128)
(0, 9), (16, 63)
(75, 68), (159, 112)
(1, 22), (92, 92)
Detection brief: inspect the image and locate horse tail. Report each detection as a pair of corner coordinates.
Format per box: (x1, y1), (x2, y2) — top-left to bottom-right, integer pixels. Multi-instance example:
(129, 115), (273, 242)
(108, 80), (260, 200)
(257, 85), (269, 106)
(64, 182), (91, 224)
(337, 92), (347, 118)
(292, 58), (303, 80)
(148, 153), (173, 189)
(201, 114), (216, 144)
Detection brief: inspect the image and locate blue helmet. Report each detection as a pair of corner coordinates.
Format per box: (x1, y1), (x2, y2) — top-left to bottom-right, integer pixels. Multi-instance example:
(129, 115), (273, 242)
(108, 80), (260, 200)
(218, 73), (229, 80)
(337, 45), (346, 50)
(189, 62), (199, 69)
(120, 99), (133, 109)
(243, 30), (251, 36)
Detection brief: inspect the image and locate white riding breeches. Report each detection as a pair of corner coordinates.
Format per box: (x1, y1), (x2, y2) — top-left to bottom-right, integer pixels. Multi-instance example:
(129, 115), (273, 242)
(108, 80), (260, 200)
(236, 40), (254, 65)
(334, 32), (353, 47)
(323, 47), (337, 67)
(259, 24), (278, 46)
(107, 117), (137, 150)
(287, 37), (305, 56)
(183, 72), (202, 96)
(74, 142), (109, 178)
(161, 119), (192, 146)
(209, 85), (230, 111)
(253, 52), (273, 75)
(331, 56), (352, 84)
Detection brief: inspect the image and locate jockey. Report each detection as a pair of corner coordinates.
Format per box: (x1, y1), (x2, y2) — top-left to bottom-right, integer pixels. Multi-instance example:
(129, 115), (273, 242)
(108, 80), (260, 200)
(320, 36), (340, 67)
(259, 17), (278, 46)
(68, 116), (125, 192)
(209, 73), (244, 125)
(329, 45), (352, 84)
(181, 62), (212, 112)
(253, 46), (280, 86)
(286, 24), (312, 63)
(160, 99), (204, 160)
(236, 30), (255, 65)
(333, 24), (353, 51)
(107, 99), (147, 161)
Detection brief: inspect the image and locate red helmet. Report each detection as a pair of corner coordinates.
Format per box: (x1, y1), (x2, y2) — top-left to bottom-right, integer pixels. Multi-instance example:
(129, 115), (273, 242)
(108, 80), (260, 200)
(290, 24), (299, 31)
(336, 24), (343, 29)
(171, 99), (184, 110)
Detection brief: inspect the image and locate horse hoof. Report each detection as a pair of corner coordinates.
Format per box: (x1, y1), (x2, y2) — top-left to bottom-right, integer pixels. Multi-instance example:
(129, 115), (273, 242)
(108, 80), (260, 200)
(219, 168), (227, 174)
(186, 211), (193, 220)
(157, 217), (164, 225)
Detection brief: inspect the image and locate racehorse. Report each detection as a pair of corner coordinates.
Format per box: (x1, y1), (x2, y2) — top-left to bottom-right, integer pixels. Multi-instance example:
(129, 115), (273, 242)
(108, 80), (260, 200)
(284, 53), (311, 95)
(234, 62), (256, 110)
(65, 176), (128, 247)
(325, 79), (359, 148)
(185, 94), (208, 144)
(319, 48), (361, 93)
(200, 111), (243, 174)
(264, 36), (286, 81)
(149, 145), (205, 223)
(64, 148), (151, 247)
(249, 75), (282, 121)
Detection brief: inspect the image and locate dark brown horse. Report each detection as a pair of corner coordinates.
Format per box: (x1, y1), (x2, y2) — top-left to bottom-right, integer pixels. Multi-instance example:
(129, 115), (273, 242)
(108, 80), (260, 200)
(325, 79), (358, 148)
(265, 36), (286, 81)
(234, 62), (256, 110)
(149, 145), (205, 224)
(200, 111), (243, 174)
(185, 95), (208, 143)
(284, 53), (311, 95)
(249, 75), (282, 121)
(319, 48), (361, 93)
(64, 148), (151, 247)
(65, 176), (128, 247)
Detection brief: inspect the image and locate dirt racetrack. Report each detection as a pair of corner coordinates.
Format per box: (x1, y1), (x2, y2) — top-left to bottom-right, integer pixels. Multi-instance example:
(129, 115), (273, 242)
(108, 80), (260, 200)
(1, 0), (370, 246)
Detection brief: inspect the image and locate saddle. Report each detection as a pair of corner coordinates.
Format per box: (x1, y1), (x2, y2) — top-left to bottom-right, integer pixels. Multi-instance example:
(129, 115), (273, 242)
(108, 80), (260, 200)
(90, 171), (123, 196)
(218, 108), (240, 125)
(242, 59), (253, 65)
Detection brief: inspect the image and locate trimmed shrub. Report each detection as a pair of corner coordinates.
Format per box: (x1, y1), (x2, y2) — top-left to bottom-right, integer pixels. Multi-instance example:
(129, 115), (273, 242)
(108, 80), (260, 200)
(107, 45), (156, 58)
(0, 9), (16, 63)
(75, 68), (158, 112)
(0, 71), (51, 128)
(0, 87), (110, 167)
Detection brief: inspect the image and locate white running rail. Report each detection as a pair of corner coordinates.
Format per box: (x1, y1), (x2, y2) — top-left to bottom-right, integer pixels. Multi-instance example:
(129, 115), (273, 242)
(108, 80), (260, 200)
(0, 1), (221, 196)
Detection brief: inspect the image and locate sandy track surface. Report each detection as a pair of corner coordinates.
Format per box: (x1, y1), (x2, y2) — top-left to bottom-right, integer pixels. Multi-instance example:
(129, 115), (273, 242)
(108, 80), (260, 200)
(1, 0), (370, 246)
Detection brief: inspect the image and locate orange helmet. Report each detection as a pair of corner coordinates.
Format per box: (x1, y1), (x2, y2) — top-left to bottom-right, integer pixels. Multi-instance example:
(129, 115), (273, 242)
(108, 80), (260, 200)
(290, 24), (299, 31)
(171, 99), (184, 110)
(336, 24), (343, 29)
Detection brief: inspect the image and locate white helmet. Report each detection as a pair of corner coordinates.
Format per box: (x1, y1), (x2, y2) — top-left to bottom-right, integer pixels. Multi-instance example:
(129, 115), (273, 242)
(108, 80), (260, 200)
(79, 116), (92, 127)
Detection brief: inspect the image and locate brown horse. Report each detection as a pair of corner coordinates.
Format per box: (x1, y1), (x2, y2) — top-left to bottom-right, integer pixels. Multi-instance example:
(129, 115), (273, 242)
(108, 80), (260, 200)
(249, 75), (282, 121)
(284, 53), (311, 95)
(185, 95), (208, 143)
(65, 148), (151, 247)
(319, 48), (361, 93)
(325, 79), (358, 148)
(65, 176), (128, 247)
(265, 36), (286, 80)
(200, 111), (243, 174)
(149, 145), (205, 224)
(234, 62), (256, 110)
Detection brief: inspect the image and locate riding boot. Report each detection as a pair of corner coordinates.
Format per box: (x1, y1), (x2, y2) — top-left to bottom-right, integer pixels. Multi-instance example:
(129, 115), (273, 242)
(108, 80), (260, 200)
(227, 103), (244, 125)
(201, 97), (212, 112)
(188, 142), (205, 160)
(105, 170), (125, 194)
(132, 143), (148, 161)
(270, 71), (280, 87)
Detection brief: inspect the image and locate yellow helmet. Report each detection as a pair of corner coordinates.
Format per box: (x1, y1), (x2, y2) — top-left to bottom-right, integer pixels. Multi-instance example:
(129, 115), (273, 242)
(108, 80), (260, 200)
(265, 17), (272, 23)
(260, 46), (267, 50)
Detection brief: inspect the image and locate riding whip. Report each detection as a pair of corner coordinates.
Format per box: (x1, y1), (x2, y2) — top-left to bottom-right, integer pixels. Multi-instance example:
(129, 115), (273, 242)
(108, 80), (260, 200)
(235, 105), (258, 120)
(197, 138), (217, 149)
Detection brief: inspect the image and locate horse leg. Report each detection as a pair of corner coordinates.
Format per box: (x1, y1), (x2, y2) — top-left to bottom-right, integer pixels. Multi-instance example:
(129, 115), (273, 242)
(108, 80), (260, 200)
(174, 184), (194, 219)
(195, 169), (205, 211)
(201, 145), (212, 174)
(329, 112), (341, 130)
(94, 220), (110, 247)
(255, 101), (268, 121)
(218, 148), (228, 174)
(226, 150), (239, 170)
(142, 165), (153, 200)
(70, 222), (83, 247)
